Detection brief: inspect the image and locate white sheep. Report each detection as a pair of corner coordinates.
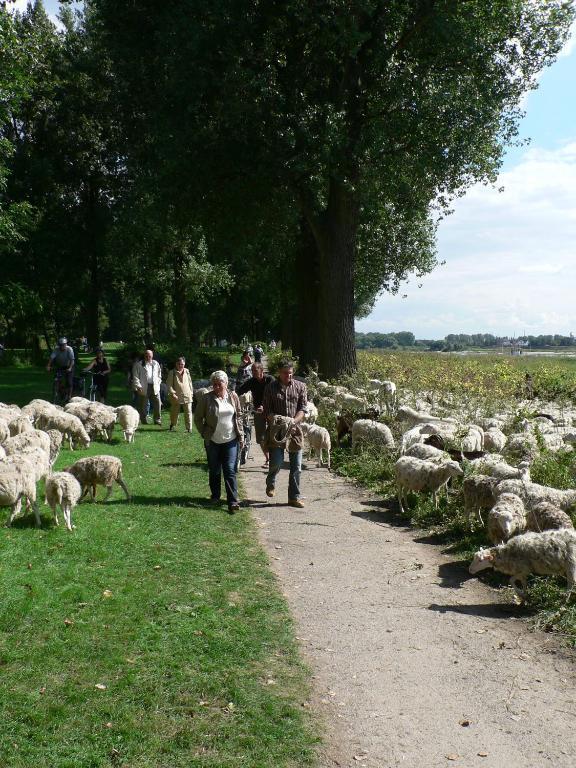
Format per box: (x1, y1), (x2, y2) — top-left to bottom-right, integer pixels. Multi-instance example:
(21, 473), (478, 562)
(483, 426), (507, 452)
(3, 446), (50, 484)
(300, 423), (331, 468)
(45, 472), (82, 531)
(487, 493), (527, 545)
(469, 529), (576, 603)
(3, 429), (51, 459)
(0, 418), (9, 444)
(394, 456), (463, 513)
(42, 411), (91, 450)
(396, 406), (457, 428)
(379, 380), (397, 415)
(337, 393), (368, 412)
(64, 455), (130, 502)
(114, 405), (140, 443)
(7, 414), (34, 437)
(526, 502), (574, 533)
(463, 474), (499, 525)
(404, 443), (450, 462)
(45, 429), (64, 466)
(495, 479), (576, 512)
(64, 401), (117, 441)
(460, 425), (484, 453)
(0, 465), (39, 527)
(304, 401), (319, 424)
(468, 456), (531, 482)
(351, 419), (394, 453)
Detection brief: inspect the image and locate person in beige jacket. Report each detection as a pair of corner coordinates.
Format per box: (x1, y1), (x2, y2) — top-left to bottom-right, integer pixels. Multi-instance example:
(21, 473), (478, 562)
(166, 356), (193, 432)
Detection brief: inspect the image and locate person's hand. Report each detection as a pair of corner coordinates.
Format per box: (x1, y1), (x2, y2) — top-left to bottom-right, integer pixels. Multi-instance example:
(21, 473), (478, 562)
(138, 388), (144, 395)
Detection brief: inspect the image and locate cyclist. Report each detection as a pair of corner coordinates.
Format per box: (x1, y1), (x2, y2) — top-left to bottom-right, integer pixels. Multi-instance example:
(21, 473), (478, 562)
(84, 348), (111, 402)
(47, 337), (75, 402)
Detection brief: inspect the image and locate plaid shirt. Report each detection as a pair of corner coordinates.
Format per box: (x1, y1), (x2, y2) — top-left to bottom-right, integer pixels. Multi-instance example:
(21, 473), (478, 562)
(262, 378), (307, 419)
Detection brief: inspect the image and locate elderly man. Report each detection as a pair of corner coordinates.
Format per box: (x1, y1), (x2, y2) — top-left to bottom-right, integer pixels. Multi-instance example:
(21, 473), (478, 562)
(132, 349), (162, 425)
(46, 337), (75, 401)
(262, 359), (307, 508)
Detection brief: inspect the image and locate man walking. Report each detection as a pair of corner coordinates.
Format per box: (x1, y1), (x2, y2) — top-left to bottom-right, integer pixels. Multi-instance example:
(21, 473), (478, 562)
(132, 349), (162, 425)
(47, 337), (75, 401)
(237, 361), (274, 467)
(262, 359), (307, 508)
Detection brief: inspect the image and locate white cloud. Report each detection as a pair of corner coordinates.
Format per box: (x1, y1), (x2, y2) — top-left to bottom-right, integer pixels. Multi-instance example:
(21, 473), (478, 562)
(357, 139), (576, 338)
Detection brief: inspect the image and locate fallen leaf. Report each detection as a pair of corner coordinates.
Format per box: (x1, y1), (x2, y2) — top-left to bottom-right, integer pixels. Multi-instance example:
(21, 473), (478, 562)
(125, 658), (136, 664)
(27, 563), (32, 570)
(459, 719), (470, 727)
(39, 687), (46, 695)
(274, 545), (282, 550)
(95, 683), (107, 690)
(193, 630), (204, 636)
(63, 618), (74, 626)
(446, 755), (459, 761)
(478, 752), (489, 758)
(153, 565), (161, 570)
(78, 602), (87, 608)
(102, 590), (112, 598)
(104, 722), (113, 729)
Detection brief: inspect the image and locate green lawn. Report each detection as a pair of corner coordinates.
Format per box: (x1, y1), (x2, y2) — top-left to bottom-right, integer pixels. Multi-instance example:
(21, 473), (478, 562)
(0, 367), (319, 767)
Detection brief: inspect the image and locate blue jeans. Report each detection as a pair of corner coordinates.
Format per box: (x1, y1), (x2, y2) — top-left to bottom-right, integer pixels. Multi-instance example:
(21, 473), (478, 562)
(267, 448), (302, 500)
(206, 439), (239, 505)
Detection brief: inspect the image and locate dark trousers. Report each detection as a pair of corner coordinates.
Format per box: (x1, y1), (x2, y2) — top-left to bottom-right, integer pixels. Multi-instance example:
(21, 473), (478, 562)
(206, 438), (239, 505)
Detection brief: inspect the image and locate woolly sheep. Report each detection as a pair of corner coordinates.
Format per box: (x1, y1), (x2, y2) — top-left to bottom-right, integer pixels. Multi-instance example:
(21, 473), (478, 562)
(379, 380), (397, 415)
(367, 379), (382, 390)
(396, 406), (457, 428)
(496, 479), (576, 513)
(469, 529), (576, 603)
(114, 405), (140, 443)
(64, 455), (130, 502)
(404, 443), (450, 463)
(483, 426), (507, 453)
(45, 472), (82, 531)
(504, 433), (539, 461)
(0, 465), (39, 527)
(46, 429), (64, 466)
(461, 425), (484, 453)
(394, 456), (463, 514)
(337, 393), (368, 412)
(487, 493), (527, 545)
(304, 401), (319, 424)
(526, 502), (574, 533)
(7, 414), (34, 437)
(351, 419), (394, 452)
(3, 446), (50, 484)
(469, 456), (531, 481)
(463, 474), (499, 526)
(3, 429), (51, 458)
(42, 411), (91, 450)
(300, 423), (331, 468)
(0, 418), (9, 445)
(65, 401), (117, 441)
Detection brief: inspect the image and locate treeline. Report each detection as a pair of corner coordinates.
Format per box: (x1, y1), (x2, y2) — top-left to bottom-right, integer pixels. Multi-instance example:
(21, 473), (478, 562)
(1, 1), (572, 377)
(356, 332), (576, 352)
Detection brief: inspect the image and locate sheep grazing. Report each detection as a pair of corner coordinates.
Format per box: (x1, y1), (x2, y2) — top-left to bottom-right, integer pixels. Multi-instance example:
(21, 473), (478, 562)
(45, 429), (64, 466)
(337, 393), (368, 412)
(483, 427), (507, 453)
(469, 456), (531, 482)
(64, 455), (131, 502)
(65, 401), (117, 442)
(379, 380), (397, 415)
(7, 414), (33, 437)
(469, 529), (576, 603)
(405, 443), (450, 463)
(463, 474), (499, 526)
(300, 423), (331, 468)
(394, 456), (463, 514)
(396, 406), (457, 428)
(41, 411), (91, 450)
(304, 401), (319, 424)
(3, 429), (51, 459)
(0, 418), (9, 445)
(3, 446), (51, 484)
(460, 425), (484, 453)
(351, 419), (394, 453)
(114, 405), (140, 443)
(45, 472), (82, 531)
(487, 493), (527, 545)
(526, 502), (574, 533)
(0, 466), (39, 527)
(495, 479), (576, 513)
(335, 409), (379, 443)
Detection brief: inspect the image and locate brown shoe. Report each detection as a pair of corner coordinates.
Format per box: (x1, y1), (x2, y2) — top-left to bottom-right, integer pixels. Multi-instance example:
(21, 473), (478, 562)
(266, 486), (275, 498)
(288, 499), (304, 509)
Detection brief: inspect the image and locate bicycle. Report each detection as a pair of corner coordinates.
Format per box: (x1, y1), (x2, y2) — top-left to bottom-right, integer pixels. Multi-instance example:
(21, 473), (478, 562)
(83, 371), (98, 401)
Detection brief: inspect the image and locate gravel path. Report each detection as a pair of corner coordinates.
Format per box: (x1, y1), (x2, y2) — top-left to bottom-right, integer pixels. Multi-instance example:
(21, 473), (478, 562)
(241, 459), (576, 768)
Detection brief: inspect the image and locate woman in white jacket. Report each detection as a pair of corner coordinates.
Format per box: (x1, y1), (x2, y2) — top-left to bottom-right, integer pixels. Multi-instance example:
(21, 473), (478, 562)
(132, 349), (163, 425)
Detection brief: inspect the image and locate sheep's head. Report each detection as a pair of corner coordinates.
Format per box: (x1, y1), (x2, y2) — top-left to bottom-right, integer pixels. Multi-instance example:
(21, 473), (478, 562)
(446, 460), (464, 478)
(469, 548), (495, 574)
(300, 423), (310, 435)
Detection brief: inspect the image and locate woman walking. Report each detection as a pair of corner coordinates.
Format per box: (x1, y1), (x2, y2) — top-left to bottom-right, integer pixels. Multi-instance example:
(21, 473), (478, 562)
(194, 370), (244, 513)
(166, 356), (193, 432)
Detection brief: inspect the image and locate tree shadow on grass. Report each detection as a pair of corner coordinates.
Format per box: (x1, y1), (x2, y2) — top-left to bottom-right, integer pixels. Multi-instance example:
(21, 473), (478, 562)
(160, 461), (207, 470)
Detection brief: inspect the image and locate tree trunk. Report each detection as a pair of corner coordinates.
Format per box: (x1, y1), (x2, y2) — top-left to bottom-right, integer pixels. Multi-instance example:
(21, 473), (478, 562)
(292, 218), (321, 372)
(86, 250), (100, 349)
(143, 297), (154, 348)
(305, 178), (357, 379)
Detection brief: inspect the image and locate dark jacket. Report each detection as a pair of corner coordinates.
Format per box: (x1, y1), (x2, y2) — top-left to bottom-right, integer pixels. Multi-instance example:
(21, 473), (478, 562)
(193, 390), (244, 443)
(236, 374), (275, 408)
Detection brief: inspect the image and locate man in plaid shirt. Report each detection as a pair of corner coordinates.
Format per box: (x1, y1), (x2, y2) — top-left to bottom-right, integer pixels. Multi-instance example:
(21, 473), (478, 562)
(262, 359), (308, 508)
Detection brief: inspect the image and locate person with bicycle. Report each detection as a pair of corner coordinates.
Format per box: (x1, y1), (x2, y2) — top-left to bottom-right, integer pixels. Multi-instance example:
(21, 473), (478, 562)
(236, 361), (274, 467)
(84, 348), (111, 402)
(47, 337), (75, 402)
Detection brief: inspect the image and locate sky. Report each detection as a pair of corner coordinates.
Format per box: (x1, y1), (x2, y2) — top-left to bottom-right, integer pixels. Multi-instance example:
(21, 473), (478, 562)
(10, 3), (576, 340)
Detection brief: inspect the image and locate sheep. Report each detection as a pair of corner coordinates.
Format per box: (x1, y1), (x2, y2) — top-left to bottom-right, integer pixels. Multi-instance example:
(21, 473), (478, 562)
(238, 391), (253, 409)
(526, 502), (574, 533)
(404, 443), (450, 462)
(42, 411), (91, 450)
(394, 456), (463, 514)
(351, 419), (394, 452)
(3, 429), (51, 459)
(64, 401), (117, 441)
(379, 380), (397, 415)
(461, 425), (484, 453)
(495, 479), (576, 513)
(469, 529), (576, 603)
(45, 429), (64, 466)
(0, 418), (9, 445)
(396, 406), (457, 428)
(337, 393), (368, 412)
(304, 401), (319, 424)
(463, 474), (500, 526)
(44, 472), (82, 531)
(0, 445), (5, 460)
(0, 465), (39, 527)
(487, 493), (527, 545)
(114, 405), (140, 443)
(7, 414), (34, 437)
(504, 432), (539, 462)
(23, 399), (60, 427)
(300, 423), (331, 468)
(367, 379), (382, 390)
(3, 446), (50, 484)
(335, 409), (380, 443)
(64, 455), (130, 502)
(469, 456), (531, 481)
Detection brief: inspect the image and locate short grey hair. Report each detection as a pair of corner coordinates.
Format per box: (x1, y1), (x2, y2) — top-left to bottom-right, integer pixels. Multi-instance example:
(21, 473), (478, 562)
(210, 370), (228, 385)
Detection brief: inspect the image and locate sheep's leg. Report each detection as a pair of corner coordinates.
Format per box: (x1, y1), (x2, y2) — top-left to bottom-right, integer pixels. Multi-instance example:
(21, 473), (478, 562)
(104, 485), (113, 501)
(433, 490), (438, 509)
(64, 506), (74, 531)
(32, 500), (41, 528)
(326, 449), (331, 470)
(116, 476), (131, 501)
(79, 485), (89, 501)
(317, 448), (323, 468)
(51, 503), (59, 526)
(397, 486), (405, 514)
(7, 497), (22, 526)
(511, 576), (527, 604)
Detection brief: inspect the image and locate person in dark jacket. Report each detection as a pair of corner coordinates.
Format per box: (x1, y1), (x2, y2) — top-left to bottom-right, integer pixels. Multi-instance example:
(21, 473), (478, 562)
(237, 362), (274, 467)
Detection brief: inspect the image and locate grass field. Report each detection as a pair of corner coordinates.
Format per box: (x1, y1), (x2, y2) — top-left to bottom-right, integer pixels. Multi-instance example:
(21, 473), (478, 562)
(0, 366), (319, 767)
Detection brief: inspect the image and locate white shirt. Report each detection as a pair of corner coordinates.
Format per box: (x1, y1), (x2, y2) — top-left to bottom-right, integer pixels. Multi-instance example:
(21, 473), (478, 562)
(145, 362), (154, 384)
(211, 398), (236, 444)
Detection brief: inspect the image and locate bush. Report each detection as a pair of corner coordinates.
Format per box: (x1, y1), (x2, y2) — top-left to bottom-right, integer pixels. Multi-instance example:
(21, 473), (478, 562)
(266, 346), (297, 375)
(114, 343), (230, 378)
(0, 350), (34, 368)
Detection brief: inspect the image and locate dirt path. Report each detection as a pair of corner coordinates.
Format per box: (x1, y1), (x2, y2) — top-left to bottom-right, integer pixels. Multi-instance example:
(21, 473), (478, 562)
(241, 459), (576, 768)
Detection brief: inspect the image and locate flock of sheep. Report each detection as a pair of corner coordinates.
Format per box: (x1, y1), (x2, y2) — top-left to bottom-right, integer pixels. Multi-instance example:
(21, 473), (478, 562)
(0, 398), (136, 531)
(305, 372), (576, 606)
